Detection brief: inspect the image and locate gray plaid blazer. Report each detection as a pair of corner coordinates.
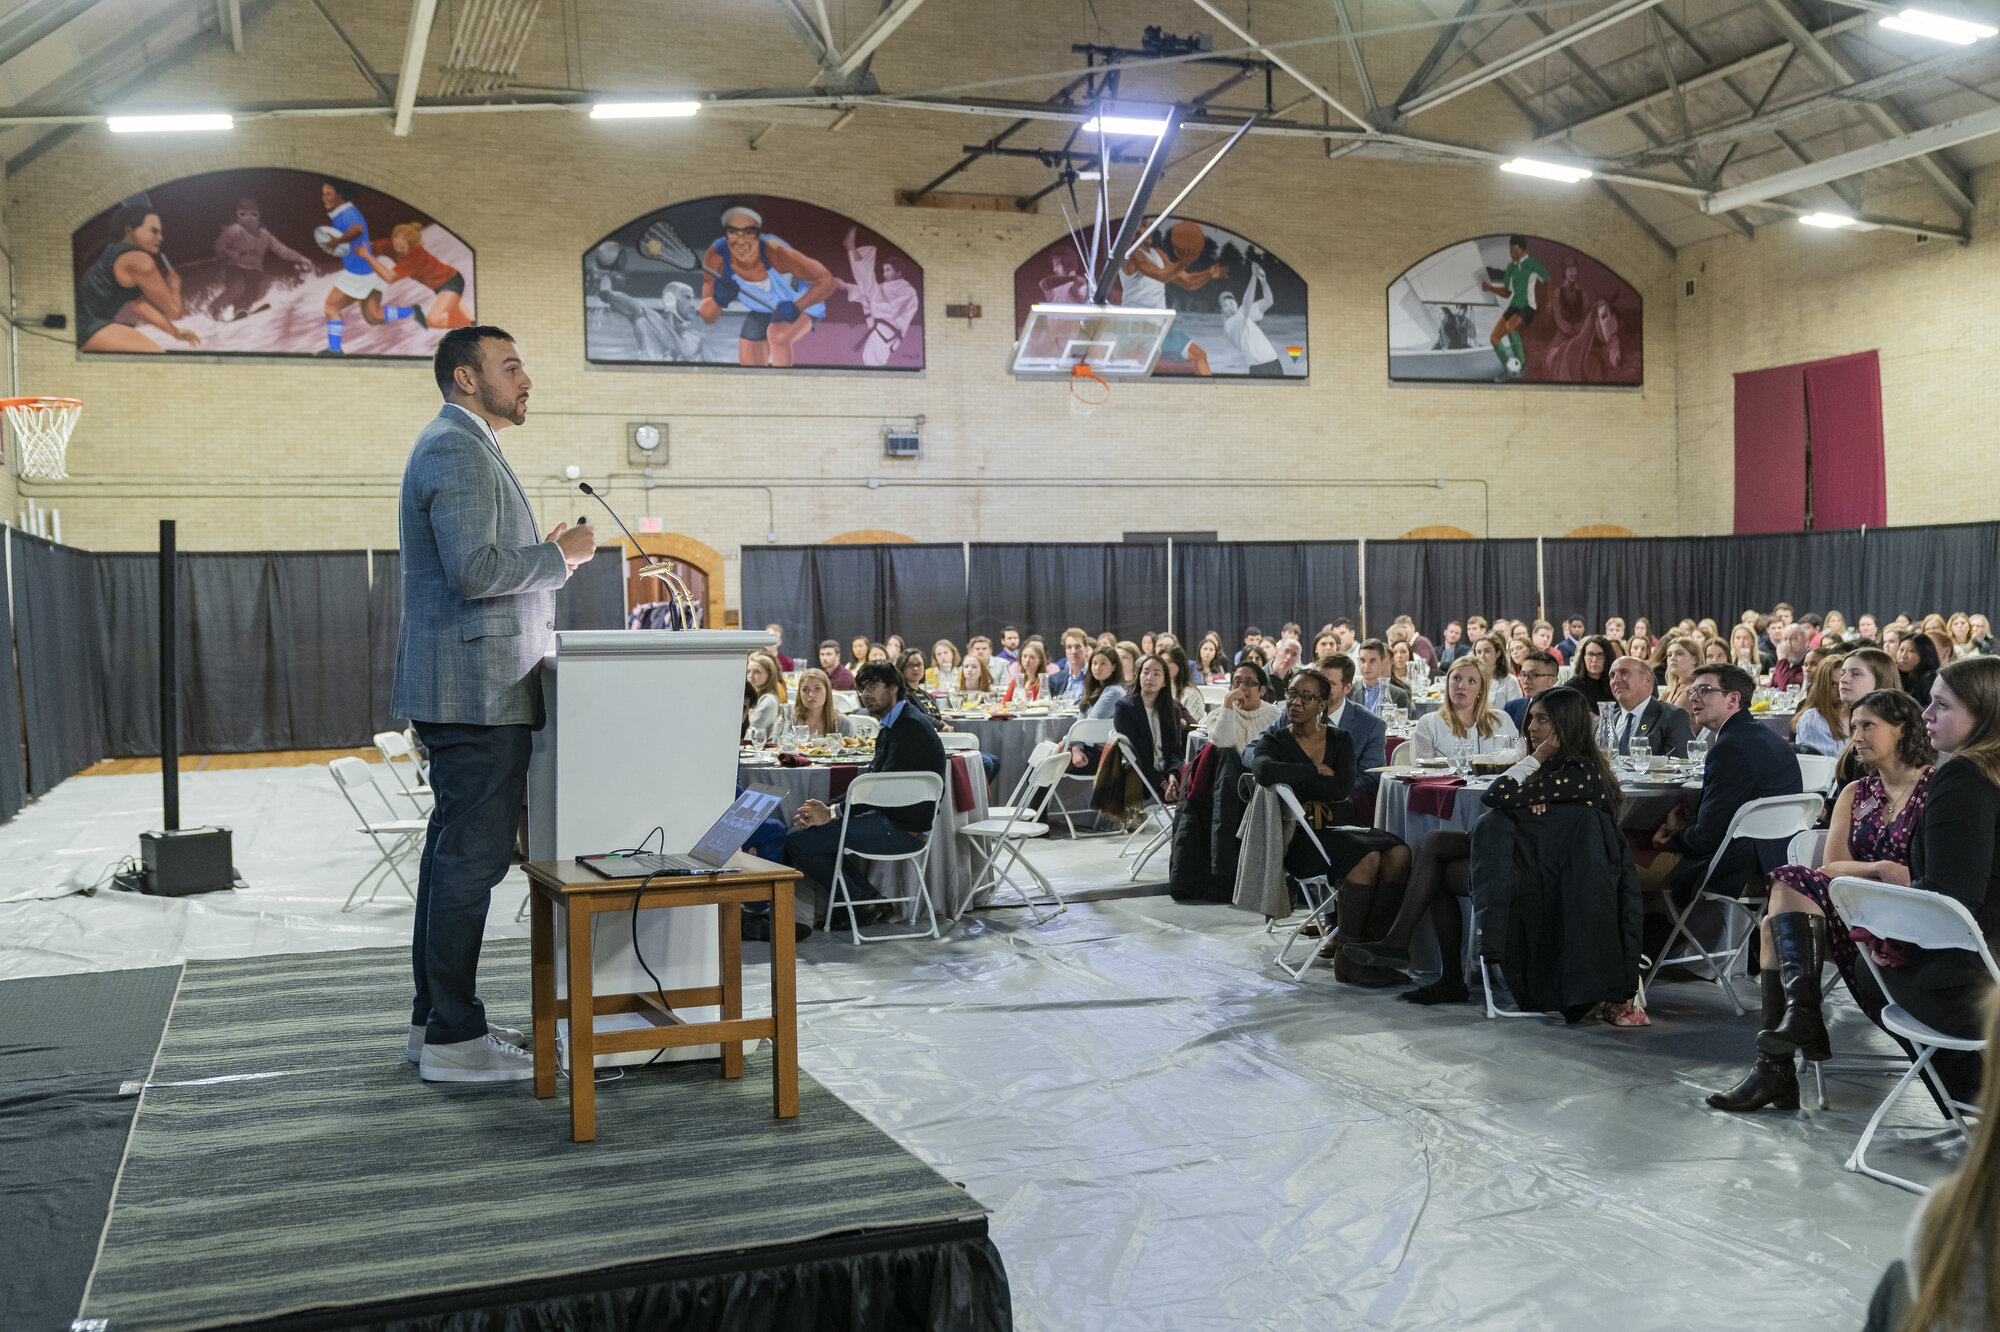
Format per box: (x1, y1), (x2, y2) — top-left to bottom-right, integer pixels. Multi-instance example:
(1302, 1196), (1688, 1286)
(391, 405), (568, 726)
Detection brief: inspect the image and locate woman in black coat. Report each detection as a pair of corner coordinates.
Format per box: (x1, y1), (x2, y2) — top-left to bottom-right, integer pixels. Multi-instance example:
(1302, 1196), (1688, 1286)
(1897, 631), (1942, 706)
(1566, 635), (1617, 708)
(1110, 653), (1194, 802)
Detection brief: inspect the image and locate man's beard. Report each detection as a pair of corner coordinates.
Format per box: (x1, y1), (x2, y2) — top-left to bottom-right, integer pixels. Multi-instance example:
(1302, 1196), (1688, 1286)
(477, 378), (526, 425)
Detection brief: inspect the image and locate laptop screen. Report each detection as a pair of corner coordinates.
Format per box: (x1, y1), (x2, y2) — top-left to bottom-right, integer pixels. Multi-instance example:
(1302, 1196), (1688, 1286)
(690, 784), (786, 866)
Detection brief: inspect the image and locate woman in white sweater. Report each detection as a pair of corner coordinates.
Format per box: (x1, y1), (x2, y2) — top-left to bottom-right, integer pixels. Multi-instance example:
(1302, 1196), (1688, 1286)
(1411, 657), (1520, 759)
(1205, 661), (1280, 756)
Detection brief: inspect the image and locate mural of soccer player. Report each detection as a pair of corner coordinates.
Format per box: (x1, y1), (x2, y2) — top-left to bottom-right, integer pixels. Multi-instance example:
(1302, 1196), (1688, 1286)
(75, 205), (200, 352)
(1218, 260), (1283, 377)
(210, 196), (311, 322)
(839, 226), (920, 368)
(317, 178), (420, 355)
(364, 222), (472, 329)
(698, 204), (836, 368)
(1120, 219), (1226, 376)
(1478, 233), (1549, 381)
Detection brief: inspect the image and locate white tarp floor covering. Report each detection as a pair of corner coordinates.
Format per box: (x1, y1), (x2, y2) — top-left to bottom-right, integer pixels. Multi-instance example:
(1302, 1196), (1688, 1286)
(0, 766), (1950, 1330)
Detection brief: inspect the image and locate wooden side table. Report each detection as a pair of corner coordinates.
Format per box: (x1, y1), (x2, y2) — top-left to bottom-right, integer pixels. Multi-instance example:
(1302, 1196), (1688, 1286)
(521, 853), (802, 1142)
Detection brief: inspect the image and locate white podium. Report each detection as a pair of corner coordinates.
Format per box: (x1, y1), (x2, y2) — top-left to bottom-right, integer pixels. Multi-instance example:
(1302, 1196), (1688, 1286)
(527, 628), (775, 1067)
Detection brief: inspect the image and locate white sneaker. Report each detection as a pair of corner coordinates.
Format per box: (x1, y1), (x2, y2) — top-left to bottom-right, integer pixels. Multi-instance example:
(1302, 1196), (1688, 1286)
(408, 1023), (527, 1062)
(418, 1032), (536, 1083)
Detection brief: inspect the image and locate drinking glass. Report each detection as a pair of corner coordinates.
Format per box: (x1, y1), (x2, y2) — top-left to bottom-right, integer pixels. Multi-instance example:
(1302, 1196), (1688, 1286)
(1452, 737), (1473, 776)
(1686, 739), (1709, 775)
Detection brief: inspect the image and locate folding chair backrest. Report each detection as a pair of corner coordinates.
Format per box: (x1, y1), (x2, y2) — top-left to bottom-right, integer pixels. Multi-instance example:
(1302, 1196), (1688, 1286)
(1064, 717), (1114, 746)
(848, 712), (880, 737)
(1198, 684), (1228, 705)
(1796, 753), (1836, 792)
(846, 771), (945, 810)
(1723, 793), (1824, 845)
(1787, 828), (1829, 870)
(1830, 878), (2000, 972)
(1390, 744), (1415, 769)
(833, 691), (860, 714)
(1019, 749), (1073, 814)
(1270, 782), (1331, 868)
(330, 756), (394, 822)
(939, 732), (981, 753)
(375, 730), (413, 759)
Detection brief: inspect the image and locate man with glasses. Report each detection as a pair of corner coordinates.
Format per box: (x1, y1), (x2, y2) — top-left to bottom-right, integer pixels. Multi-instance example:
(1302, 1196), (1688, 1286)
(1503, 650), (1564, 732)
(1606, 655), (1693, 758)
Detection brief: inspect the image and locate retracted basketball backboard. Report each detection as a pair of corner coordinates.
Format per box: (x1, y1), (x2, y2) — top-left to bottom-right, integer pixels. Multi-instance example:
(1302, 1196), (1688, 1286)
(1010, 303), (1176, 379)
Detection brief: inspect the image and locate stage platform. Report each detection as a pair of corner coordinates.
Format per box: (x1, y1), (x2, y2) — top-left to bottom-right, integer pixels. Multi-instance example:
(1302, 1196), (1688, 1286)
(26, 943), (1009, 1332)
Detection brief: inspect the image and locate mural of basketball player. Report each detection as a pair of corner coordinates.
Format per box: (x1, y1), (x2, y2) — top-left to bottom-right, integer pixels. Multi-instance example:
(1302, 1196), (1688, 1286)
(317, 179), (419, 355)
(698, 205), (836, 368)
(364, 222), (472, 329)
(839, 226), (919, 367)
(1479, 233), (1548, 380)
(75, 205), (200, 352)
(1120, 219), (1226, 375)
(210, 196), (311, 322)
(1218, 260), (1282, 376)
(1038, 249), (1091, 304)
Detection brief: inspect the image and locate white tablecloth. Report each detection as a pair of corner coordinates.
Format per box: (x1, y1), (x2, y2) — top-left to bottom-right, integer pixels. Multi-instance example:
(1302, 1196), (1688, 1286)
(1374, 770), (1700, 844)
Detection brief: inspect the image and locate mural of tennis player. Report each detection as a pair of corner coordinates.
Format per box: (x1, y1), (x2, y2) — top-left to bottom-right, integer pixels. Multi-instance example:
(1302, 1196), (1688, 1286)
(1119, 218), (1226, 375)
(698, 204), (836, 368)
(75, 205), (201, 352)
(1218, 260), (1283, 377)
(210, 196), (312, 322)
(317, 178), (419, 355)
(364, 222), (472, 329)
(1479, 233), (1549, 380)
(839, 226), (920, 367)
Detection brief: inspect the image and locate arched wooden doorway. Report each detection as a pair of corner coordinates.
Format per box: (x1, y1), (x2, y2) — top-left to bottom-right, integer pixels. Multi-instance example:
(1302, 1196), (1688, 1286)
(618, 532), (724, 628)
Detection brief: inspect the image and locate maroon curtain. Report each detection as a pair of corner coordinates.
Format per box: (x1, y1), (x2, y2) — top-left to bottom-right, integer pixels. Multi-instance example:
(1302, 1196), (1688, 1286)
(1803, 351), (1887, 529)
(1734, 365), (1808, 533)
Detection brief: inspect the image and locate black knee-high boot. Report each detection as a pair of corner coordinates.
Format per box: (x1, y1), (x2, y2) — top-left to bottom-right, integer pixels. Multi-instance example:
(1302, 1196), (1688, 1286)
(1757, 913), (1831, 1061)
(1706, 968), (1800, 1111)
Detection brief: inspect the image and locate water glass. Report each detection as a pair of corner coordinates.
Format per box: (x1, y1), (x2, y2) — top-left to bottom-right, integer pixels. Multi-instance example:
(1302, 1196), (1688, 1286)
(1686, 739), (1709, 774)
(1452, 738), (1473, 776)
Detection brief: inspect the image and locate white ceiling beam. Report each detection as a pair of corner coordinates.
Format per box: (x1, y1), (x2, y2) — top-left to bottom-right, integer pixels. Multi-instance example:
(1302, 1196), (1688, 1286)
(834, 0), (926, 78)
(392, 0), (438, 136)
(224, 0), (243, 53)
(1186, 0), (1374, 131)
(1704, 99), (2000, 212)
(1400, 0), (1669, 117)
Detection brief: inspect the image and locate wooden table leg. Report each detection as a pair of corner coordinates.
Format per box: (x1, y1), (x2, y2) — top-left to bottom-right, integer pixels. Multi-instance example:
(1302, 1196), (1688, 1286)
(719, 901), (744, 1080)
(771, 879), (799, 1118)
(531, 887), (557, 1100)
(566, 895), (597, 1142)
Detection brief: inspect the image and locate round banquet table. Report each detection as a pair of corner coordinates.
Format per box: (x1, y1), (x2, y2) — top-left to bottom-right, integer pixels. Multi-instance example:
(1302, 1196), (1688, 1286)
(1757, 710), (1797, 737)
(1373, 766), (1700, 847)
(739, 754), (991, 923)
(944, 713), (1078, 805)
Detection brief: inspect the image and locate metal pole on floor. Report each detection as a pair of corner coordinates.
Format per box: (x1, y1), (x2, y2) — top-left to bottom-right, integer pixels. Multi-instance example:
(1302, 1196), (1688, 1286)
(160, 518), (179, 831)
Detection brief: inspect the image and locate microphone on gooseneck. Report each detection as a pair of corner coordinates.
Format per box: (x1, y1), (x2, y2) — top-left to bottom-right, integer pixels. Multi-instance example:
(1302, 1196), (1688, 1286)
(576, 482), (699, 628)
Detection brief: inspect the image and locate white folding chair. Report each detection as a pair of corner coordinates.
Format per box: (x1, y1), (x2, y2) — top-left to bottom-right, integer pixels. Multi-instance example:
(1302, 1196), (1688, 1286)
(848, 713), (880, 738)
(1111, 734), (1176, 882)
(1271, 784), (1338, 981)
(957, 747), (1073, 923)
(824, 771), (947, 944)
(1198, 684), (1228, 707)
(1788, 828), (1829, 869)
(328, 756), (427, 912)
(1797, 752), (1837, 796)
(832, 690), (860, 714)
(1052, 717), (1116, 837)
(401, 725), (430, 783)
(373, 729), (433, 812)
(939, 732), (981, 754)
(1827, 877), (1997, 1193)
(1390, 743), (1416, 770)
(1644, 792), (1824, 1013)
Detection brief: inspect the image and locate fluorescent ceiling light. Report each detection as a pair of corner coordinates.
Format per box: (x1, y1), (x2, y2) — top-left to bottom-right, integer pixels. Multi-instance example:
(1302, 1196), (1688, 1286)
(1878, 8), (1997, 42)
(107, 113), (232, 133)
(589, 101), (701, 119)
(1499, 156), (1593, 183)
(1799, 212), (1859, 228)
(1082, 114), (1170, 136)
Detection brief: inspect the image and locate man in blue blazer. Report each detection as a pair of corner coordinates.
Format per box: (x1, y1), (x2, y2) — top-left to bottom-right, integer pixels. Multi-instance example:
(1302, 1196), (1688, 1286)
(393, 326), (597, 1083)
(1653, 662), (1803, 904)
(1318, 654), (1387, 795)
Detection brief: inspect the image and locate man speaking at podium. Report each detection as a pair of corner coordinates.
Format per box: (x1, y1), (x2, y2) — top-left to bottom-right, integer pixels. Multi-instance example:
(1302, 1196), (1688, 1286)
(394, 326), (598, 1083)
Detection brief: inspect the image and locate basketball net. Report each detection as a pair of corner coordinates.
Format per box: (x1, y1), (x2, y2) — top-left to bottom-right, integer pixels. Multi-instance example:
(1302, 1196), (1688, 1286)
(0, 397), (81, 481)
(1069, 362), (1110, 419)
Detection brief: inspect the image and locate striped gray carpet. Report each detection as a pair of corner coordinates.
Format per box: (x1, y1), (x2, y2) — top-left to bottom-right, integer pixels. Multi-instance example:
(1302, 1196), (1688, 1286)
(81, 942), (987, 1332)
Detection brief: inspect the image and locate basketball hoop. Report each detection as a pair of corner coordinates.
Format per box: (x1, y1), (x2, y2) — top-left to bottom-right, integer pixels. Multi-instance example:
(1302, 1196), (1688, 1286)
(1, 397), (82, 481)
(1068, 363), (1110, 418)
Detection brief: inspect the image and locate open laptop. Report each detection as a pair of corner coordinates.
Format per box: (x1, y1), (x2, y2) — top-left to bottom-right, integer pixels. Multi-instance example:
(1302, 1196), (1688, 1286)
(579, 784), (786, 878)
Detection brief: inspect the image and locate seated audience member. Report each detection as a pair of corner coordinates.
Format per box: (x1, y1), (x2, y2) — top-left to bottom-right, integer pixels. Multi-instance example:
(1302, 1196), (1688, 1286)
(1624, 629), (1653, 666)
(1412, 657), (1520, 759)
(745, 651), (786, 735)
(1648, 663), (1804, 916)
(1140, 631), (1158, 656)
(1463, 615), (1489, 643)
(1706, 689), (1935, 1112)
(1608, 654), (1694, 758)
(740, 681), (758, 739)
(1567, 635), (1616, 708)
(1658, 636), (1699, 708)
(1164, 644), (1208, 718)
(818, 639), (856, 690)
(898, 650), (946, 727)
(1111, 654), (1192, 803)
(1207, 660), (1279, 756)
(1604, 616), (1627, 643)
(1265, 635), (1304, 695)
(1320, 653), (1388, 795)
(1769, 622), (1813, 691)
(1156, 631), (1180, 654)
(884, 635), (906, 663)
(1389, 639), (1415, 689)
(1973, 613), (1994, 653)
(865, 642), (891, 664)
(1351, 686), (1621, 1006)
(1474, 634), (1521, 709)
(960, 643), (995, 695)
(780, 661), (948, 937)
(1115, 640), (1141, 687)
(1234, 626), (1266, 665)
(1855, 612), (1880, 643)
(847, 635), (871, 677)
(1247, 666), (1412, 986)
(1328, 618), (1357, 655)
(1004, 640), (1051, 702)
(1727, 622), (1763, 672)
(1759, 604), (1793, 660)
(1436, 620), (1472, 666)
(1899, 630), (1942, 705)
(1702, 639), (1730, 667)
(1312, 629), (1341, 664)
(1096, 630), (1118, 649)
(1196, 635), (1230, 682)
(1066, 647), (1127, 772)
(1530, 619), (1558, 655)
(995, 626), (1020, 664)
(1555, 616), (1586, 664)
(792, 668), (857, 738)
(1356, 638), (1411, 714)
(1507, 636), (1533, 676)
(1820, 610), (1849, 644)
(1791, 654), (1850, 757)
(1392, 614), (1437, 666)
(1048, 627), (1093, 699)
(1504, 650), (1561, 731)
(763, 624), (796, 671)
(1946, 612), (1978, 660)
(931, 639), (961, 684)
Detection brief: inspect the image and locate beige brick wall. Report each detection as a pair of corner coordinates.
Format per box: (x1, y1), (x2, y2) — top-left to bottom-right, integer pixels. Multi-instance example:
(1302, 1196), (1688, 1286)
(5, 0), (1683, 611)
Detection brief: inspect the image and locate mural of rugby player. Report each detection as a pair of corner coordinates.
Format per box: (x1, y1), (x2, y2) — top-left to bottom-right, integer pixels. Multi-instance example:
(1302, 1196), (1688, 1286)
(317, 178), (420, 355)
(698, 204), (837, 368)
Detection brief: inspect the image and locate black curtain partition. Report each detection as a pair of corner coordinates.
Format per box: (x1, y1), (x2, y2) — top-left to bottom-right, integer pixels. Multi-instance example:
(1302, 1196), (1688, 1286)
(739, 543), (968, 655)
(967, 543), (1168, 646)
(368, 550), (403, 736)
(1858, 522), (1999, 623)
(1364, 539), (1539, 640)
(555, 549), (627, 633)
(12, 532), (109, 795)
(0, 553), (22, 821)
(1172, 541), (1359, 648)
(1542, 537), (1707, 632)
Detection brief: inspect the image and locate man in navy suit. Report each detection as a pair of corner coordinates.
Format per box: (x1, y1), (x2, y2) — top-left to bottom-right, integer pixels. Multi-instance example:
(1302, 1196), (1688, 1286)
(1652, 662), (1803, 904)
(1554, 616), (1586, 665)
(1318, 654), (1387, 795)
(1504, 650), (1561, 731)
(1046, 626), (1092, 699)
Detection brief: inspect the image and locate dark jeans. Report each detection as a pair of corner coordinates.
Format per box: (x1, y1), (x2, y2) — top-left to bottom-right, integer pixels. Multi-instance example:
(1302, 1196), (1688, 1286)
(410, 720), (533, 1046)
(785, 810), (924, 906)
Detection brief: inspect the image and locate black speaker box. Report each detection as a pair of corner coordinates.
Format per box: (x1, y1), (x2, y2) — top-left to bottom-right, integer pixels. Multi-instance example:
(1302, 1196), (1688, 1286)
(139, 826), (237, 896)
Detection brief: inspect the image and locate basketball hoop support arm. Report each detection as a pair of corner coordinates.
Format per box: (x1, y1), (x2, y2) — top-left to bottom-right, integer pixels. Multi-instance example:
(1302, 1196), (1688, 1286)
(1090, 103), (1185, 306)
(1124, 113), (1259, 263)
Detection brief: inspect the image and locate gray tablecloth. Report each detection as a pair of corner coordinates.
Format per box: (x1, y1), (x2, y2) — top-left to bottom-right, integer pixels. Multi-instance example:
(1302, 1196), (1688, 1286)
(946, 715), (1077, 804)
(738, 757), (990, 923)
(1374, 771), (1699, 845)
(1758, 712), (1796, 737)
